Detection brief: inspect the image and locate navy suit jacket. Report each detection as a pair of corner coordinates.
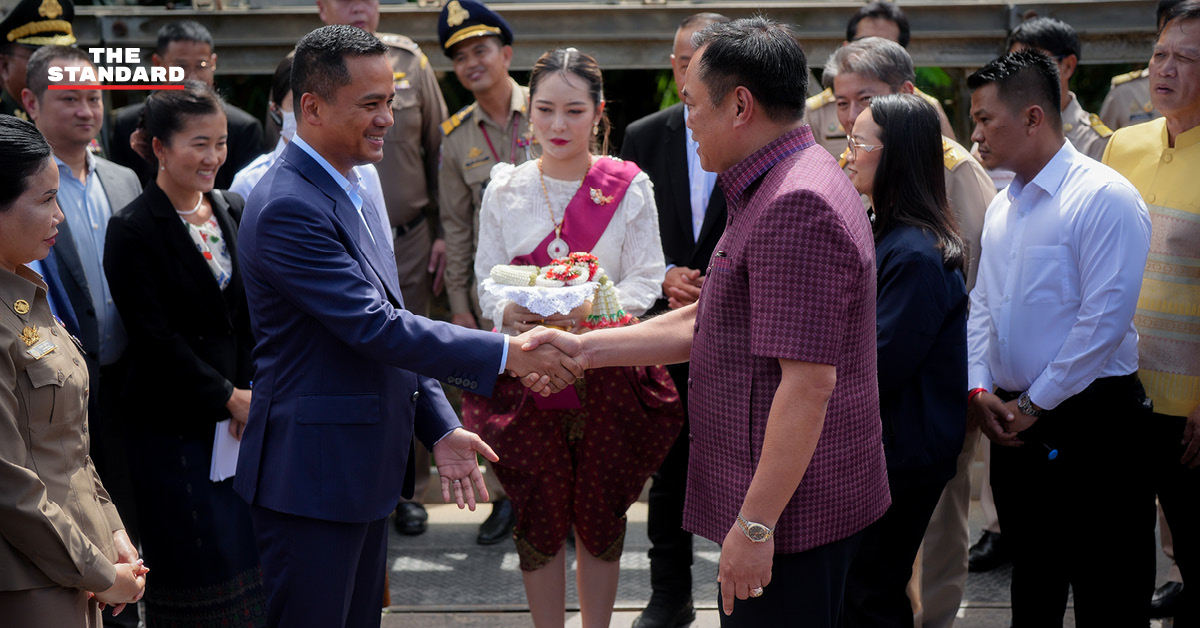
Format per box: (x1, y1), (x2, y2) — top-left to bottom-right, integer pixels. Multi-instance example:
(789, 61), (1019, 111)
(234, 141), (506, 523)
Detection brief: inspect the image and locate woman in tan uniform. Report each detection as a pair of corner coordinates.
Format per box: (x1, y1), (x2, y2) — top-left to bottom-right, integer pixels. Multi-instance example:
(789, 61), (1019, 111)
(0, 115), (145, 626)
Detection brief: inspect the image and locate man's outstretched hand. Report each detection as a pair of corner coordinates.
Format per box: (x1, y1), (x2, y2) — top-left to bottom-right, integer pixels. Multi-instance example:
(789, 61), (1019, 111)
(433, 428), (499, 510)
(505, 329), (586, 394)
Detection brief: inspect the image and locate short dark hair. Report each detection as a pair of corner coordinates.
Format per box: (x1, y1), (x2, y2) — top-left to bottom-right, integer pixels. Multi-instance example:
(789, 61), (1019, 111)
(0, 115), (53, 213)
(847, 1), (911, 48)
(1159, 0), (1190, 28)
(967, 50), (1062, 130)
(1006, 17), (1082, 61)
(292, 25), (388, 113)
(679, 12), (729, 31)
(866, 93), (963, 270)
(691, 17), (809, 123)
(25, 45), (94, 101)
(271, 52), (295, 109)
(529, 48), (612, 154)
(137, 80), (226, 174)
(156, 20), (214, 56)
(1159, 0), (1200, 36)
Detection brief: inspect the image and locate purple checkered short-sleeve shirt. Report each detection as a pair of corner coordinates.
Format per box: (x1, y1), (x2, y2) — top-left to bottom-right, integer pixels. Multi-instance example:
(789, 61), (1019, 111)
(684, 126), (890, 553)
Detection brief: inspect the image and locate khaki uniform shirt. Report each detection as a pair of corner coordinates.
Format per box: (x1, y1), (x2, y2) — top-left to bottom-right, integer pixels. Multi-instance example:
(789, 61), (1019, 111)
(1099, 69), (1160, 131)
(809, 86), (956, 160)
(1063, 91), (1113, 162)
(0, 266), (120, 593)
(378, 33), (448, 238)
(438, 77), (531, 320)
(0, 88), (29, 121)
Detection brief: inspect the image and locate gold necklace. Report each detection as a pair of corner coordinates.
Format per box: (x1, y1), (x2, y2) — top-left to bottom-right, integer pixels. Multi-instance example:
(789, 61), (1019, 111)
(537, 157), (591, 259)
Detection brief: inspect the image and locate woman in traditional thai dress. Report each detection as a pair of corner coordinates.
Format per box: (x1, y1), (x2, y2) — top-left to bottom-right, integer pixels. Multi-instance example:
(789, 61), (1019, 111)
(465, 48), (683, 628)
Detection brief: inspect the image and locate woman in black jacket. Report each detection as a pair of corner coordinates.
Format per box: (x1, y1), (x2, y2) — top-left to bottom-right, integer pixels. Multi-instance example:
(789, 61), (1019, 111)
(842, 93), (969, 627)
(103, 82), (264, 627)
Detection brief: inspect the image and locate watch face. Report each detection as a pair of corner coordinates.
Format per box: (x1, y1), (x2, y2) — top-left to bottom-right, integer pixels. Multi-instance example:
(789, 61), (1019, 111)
(747, 523), (770, 542)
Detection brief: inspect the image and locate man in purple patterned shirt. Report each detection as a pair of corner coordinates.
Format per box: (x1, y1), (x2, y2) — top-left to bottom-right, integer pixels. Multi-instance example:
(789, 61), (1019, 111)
(523, 17), (890, 626)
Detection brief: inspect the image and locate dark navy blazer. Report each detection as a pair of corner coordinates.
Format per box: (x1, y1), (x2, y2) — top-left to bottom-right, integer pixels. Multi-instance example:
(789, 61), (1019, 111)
(234, 141), (506, 523)
(875, 224), (968, 488)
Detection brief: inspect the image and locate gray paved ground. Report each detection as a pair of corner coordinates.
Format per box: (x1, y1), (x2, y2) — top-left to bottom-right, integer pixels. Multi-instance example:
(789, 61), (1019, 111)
(381, 493), (1175, 627)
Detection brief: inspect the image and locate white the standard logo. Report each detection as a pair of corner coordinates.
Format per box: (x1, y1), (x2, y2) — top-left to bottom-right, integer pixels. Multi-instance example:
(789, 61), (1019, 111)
(47, 48), (184, 84)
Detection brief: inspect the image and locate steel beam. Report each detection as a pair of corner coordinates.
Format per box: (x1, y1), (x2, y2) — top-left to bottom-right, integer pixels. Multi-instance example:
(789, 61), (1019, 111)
(70, 0), (1158, 75)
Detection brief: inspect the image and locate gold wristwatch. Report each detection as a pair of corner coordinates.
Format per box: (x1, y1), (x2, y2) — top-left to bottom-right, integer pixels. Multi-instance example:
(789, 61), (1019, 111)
(736, 512), (775, 543)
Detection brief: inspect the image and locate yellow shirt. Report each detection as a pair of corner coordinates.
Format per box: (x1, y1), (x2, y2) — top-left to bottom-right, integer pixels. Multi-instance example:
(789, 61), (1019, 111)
(1103, 119), (1200, 417)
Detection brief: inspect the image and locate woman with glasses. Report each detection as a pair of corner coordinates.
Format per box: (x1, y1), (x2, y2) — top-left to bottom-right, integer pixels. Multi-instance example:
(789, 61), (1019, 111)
(841, 93), (969, 627)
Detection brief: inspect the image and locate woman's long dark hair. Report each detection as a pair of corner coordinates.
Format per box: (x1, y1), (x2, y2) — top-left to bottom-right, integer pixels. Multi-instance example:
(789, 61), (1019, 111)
(868, 93), (964, 270)
(0, 115), (53, 212)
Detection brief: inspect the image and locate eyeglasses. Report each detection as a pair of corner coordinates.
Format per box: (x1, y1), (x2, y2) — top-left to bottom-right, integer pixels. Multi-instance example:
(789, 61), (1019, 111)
(847, 138), (884, 158)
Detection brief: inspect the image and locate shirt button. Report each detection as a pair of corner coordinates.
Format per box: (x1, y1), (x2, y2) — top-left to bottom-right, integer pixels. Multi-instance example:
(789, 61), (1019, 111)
(57, 371), (65, 382)
(412, 391), (421, 402)
(1163, 154), (1172, 163)
(73, 358), (81, 366)
(51, 329), (59, 336)
(1148, 193), (1157, 203)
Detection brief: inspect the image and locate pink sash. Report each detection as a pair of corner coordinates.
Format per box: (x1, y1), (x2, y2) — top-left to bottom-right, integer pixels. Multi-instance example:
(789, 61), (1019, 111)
(510, 157), (641, 409)
(511, 157), (641, 267)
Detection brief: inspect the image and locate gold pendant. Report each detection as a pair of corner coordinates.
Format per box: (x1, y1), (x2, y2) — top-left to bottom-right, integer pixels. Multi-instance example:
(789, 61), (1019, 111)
(13, 299), (30, 315)
(20, 326), (39, 347)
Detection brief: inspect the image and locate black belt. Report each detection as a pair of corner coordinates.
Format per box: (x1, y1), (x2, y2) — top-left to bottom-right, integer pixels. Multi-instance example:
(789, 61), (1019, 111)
(392, 213), (427, 238)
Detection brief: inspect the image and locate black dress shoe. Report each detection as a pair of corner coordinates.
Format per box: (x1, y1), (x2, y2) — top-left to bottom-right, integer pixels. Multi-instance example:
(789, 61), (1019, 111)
(632, 597), (696, 628)
(477, 498), (516, 545)
(394, 502), (428, 536)
(968, 530), (1010, 573)
(1150, 581), (1184, 618)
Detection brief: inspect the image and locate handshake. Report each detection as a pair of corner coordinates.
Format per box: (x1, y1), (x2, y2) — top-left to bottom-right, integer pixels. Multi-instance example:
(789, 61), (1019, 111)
(504, 327), (589, 394)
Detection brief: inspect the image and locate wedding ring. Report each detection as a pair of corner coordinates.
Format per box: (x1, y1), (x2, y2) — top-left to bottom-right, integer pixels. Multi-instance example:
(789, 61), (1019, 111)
(750, 587), (764, 598)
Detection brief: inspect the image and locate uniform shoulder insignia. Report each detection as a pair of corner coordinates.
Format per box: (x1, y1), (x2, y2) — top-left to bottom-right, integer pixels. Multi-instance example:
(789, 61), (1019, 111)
(441, 102), (476, 136)
(942, 138), (967, 171)
(807, 87), (835, 111)
(378, 32), (420, 54)
(1110, 69), (1144, 87)
(1088, 113), (1114, 138)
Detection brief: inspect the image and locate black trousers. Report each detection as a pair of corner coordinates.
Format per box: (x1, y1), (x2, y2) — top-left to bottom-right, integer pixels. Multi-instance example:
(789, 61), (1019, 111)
(645, 362), (695, 604)
(991, 374), (1156, 627)
(718, 531), (862, 627)
(250, 505), (389, 628)
(1150, 413), (1200, 627)
(843, 479), (947, 628)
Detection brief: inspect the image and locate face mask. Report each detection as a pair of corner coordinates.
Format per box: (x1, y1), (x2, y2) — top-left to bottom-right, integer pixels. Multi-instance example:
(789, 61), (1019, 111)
(281, 110), (297, 142)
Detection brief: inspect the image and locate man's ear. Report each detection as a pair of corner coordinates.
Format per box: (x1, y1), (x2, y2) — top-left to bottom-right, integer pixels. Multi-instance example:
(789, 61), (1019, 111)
(20, 87), (39, 122)
(1025, 104), (1045, 135)
(732, 85), (754, 125)
(1059, 54), (1078, 83)
(152, 53), (163, 68)
(898, 81), (916, 95)
(300, 91), (323, 127)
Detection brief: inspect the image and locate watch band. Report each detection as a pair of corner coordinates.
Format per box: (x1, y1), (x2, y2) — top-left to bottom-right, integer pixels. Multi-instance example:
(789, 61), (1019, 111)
(736, 512), (775, 543)
(1018, 391), (1042, 417)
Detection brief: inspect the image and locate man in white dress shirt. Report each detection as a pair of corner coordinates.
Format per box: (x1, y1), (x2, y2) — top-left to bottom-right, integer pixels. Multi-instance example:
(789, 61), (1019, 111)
(965, 50), (1154, 626)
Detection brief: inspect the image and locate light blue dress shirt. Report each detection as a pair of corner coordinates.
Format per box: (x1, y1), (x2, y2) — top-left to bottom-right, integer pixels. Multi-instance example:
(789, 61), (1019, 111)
(683, 105), (719, 242)
(54, 153), (127, 365)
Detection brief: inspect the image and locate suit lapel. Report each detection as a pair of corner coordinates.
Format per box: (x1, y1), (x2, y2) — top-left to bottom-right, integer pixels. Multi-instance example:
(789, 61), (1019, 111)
(51, 212), (90, 296)
(665, 106), (697, 256)
(145, 182), (230, 326)
(283, 145), (405, 308)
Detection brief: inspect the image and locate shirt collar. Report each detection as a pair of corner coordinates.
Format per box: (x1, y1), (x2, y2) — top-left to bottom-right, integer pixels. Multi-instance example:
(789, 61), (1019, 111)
(1009, 139), (1074, 201)
(52, 150), (96, 178)
(716, 125), (815, 208)
(480, 78), (529, 129)
(292, 134), (362, 204)
(1167, 119), (1200, 151)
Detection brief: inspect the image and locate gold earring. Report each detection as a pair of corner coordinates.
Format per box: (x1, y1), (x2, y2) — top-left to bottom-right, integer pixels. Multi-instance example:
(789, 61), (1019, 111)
(592, 123), (599, 137)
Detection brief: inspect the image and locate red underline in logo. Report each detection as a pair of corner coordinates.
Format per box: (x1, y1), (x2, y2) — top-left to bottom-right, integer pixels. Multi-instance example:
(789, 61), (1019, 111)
(48, 84), (186, 91)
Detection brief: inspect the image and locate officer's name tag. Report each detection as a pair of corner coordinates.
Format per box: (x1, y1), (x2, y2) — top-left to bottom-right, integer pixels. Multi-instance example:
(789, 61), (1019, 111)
(26, 339), (57, 360)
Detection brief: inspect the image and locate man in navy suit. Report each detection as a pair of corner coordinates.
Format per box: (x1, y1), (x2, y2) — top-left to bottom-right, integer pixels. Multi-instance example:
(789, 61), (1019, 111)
(619, 12), (729, 628)
(235, 25), (579, 628)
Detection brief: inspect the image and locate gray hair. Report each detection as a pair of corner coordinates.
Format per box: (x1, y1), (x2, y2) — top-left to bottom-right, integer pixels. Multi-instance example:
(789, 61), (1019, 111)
(823, 37), (915, 90)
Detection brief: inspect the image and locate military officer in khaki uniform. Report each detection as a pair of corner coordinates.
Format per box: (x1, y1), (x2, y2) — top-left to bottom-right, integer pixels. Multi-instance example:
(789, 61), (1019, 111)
(437, 0), (530, 332)
(1007, 17), (1113, 161)
(435, 0), (525, 546)
(317, 0), (450, 536)
(0, 0), (77, 122)
(1099, 69), (1160, 130)
(828, 38), (996, 628)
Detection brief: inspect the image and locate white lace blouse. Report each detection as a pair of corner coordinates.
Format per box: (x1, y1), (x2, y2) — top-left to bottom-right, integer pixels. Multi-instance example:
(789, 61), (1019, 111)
(475, 159), (666, 334)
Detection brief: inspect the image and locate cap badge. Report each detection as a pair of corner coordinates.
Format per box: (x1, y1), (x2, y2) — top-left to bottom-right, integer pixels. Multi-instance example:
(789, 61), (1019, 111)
(446, 1), (470, 28)
(38, 0), (63, 19)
